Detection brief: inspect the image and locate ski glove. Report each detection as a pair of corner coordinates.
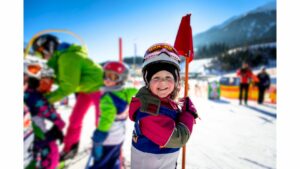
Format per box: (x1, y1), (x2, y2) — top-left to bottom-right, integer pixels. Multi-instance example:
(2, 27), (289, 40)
(179, 97), (198, 119)
(45, 125), (64, 144)
(92, 143), (103, 161)
(91, 130), (108, 161)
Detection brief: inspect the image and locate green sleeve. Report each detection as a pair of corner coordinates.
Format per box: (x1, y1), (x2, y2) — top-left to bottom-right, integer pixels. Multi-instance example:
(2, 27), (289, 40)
(47, 53), (81, 103)
(98, 94), (117, 132)
(164, 123), (191, 148)
(125, 87), (138, 103)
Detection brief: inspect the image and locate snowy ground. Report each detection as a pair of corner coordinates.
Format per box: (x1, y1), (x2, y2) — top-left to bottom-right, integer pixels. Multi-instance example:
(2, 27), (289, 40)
(49, 83), (276, 169)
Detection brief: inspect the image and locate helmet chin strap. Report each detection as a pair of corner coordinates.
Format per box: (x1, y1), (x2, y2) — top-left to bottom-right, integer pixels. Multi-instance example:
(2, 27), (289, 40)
(142, 70), (150, 88)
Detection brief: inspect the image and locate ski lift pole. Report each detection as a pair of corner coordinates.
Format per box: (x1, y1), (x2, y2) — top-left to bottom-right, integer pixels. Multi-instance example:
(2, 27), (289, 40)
(24, 29), (87, 59)
(182, 50), (190, 169)
(119, 37), (123, 63)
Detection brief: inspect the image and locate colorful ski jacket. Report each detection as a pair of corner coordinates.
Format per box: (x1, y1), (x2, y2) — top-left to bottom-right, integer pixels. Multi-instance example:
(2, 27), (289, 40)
(237, 68), (253, 84)
(46, 44), (104, 103)
(129, 87), (195, 169)
(96, 86), (138, 145)
(24, 89), (65, 140)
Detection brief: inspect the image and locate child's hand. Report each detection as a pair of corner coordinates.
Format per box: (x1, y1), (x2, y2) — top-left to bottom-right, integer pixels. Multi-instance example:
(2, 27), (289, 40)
(91, 129), (108, 161)
(179, 97), (198, 119)
(92, 142), (103, 161)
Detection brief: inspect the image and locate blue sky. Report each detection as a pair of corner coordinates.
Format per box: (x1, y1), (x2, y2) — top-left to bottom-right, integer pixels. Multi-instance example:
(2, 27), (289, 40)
(24, 0), (275, 63)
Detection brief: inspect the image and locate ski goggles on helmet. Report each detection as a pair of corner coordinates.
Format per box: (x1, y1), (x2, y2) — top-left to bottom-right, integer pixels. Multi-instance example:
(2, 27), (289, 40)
(144, 44), (180, 63)
(27, 64), (42, 76)
(24, 63), (42, 79)
(104, 71), (122, 82)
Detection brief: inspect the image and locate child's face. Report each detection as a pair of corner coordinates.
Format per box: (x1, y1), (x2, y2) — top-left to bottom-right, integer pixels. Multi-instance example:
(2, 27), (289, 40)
(242, 63), (248, 68)
(149, 70), (175, 98)
(104, 71), (119, 87)
(37, 77), (54, 93)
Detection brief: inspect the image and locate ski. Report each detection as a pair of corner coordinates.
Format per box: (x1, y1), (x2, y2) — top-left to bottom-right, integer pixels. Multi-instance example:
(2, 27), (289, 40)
(57, 146), (92, 169)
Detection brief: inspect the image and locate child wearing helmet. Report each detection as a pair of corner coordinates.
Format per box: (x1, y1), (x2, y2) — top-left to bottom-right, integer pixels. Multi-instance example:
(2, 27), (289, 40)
(24, 58), (65, 169)
(88, 61), (138, 169)
(129, 43), (198, 169)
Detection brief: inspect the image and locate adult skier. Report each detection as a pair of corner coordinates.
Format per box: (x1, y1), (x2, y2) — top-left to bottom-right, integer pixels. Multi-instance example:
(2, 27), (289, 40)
(256, 66), (271, 104)
(32, 34), (104, 160)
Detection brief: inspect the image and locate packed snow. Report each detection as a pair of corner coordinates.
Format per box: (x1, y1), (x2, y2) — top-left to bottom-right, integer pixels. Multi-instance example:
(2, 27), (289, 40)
(26, 79), (276, 169)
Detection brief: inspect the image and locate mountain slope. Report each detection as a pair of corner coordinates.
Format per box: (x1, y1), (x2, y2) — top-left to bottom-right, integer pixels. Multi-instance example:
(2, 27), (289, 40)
(194, 1), (276, 48)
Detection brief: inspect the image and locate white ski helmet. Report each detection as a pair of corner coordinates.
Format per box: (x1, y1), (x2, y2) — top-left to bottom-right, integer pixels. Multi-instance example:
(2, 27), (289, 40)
(40, 65), (55, 79)
(24, 57), (54, 79)
(142, 43), (181, 85)
(24, 57), (43, 79)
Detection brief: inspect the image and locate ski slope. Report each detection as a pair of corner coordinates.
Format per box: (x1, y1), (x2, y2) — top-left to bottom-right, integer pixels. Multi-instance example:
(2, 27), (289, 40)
(53, 85), (276, 169)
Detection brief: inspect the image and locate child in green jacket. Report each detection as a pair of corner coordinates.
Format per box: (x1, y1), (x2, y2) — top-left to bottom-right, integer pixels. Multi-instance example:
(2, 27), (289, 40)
(88, 61), (138, 169)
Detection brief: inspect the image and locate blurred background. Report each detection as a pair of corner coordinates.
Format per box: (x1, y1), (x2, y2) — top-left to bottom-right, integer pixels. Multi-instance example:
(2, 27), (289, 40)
(23, 0), (277, 169)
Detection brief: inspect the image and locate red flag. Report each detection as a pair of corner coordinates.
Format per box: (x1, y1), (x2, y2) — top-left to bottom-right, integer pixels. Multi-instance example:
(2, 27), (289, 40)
(174, 14), (194, 169)
(174, 14), (194, 63)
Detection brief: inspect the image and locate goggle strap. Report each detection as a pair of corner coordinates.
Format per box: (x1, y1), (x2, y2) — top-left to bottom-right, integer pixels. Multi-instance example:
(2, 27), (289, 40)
(144, 70), (149, 85)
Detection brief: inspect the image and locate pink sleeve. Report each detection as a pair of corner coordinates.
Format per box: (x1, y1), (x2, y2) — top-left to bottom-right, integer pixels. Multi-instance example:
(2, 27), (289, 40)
(140, 115), (175, 146)
(129, 97), (141, 121)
